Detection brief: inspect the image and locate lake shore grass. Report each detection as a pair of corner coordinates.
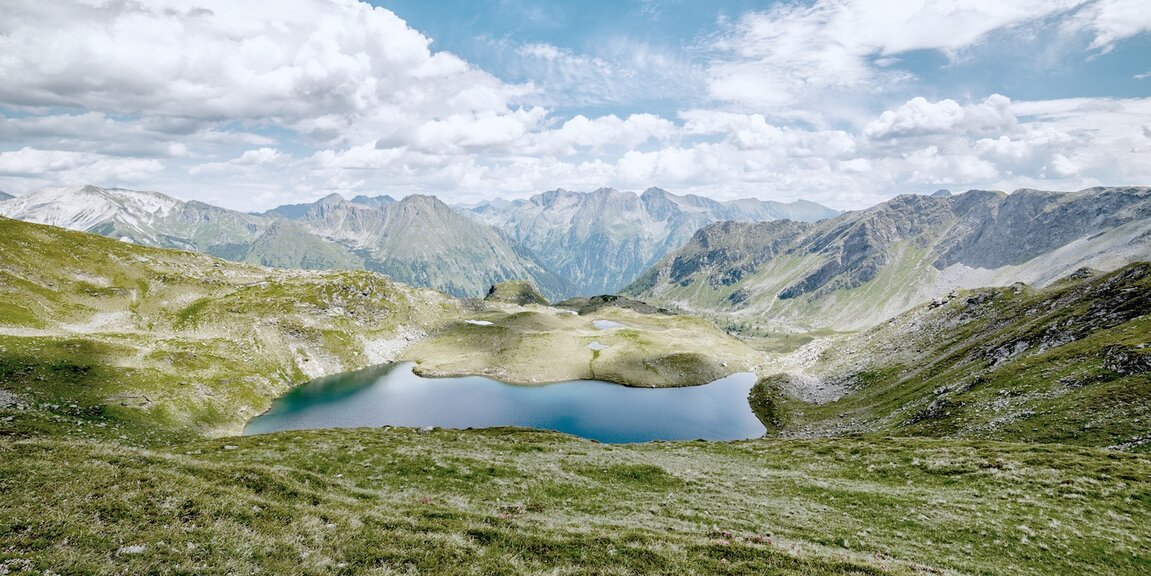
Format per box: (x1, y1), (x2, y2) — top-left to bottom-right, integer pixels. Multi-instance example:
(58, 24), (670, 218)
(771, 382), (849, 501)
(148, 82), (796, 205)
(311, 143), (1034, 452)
(2, 428), (1148, 575)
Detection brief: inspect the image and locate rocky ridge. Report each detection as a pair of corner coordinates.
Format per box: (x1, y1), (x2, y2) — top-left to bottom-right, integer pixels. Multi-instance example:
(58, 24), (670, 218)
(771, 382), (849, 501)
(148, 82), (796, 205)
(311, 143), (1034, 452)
(0, 186), (572, 299)
(263, 192), (577, 299)
(467, 187), (838, 295)
(627, 187), (1151, 331)
(756, 262), (1151, 449)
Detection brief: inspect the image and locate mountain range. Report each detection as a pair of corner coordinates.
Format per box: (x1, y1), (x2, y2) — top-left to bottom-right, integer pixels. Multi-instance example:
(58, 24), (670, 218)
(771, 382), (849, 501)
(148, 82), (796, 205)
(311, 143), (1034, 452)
(2, 191), (1149, 575)
(0, 186), (573, 298)
(258, 192), (578, 299)
(0, 185), (834, 299)
(468, 187), (837, 294)
(626, 186), (1151, 331)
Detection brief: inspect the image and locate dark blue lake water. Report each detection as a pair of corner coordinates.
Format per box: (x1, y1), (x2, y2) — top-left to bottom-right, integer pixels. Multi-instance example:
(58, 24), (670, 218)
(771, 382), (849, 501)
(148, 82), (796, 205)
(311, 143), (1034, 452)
(244, 362), (766, 443)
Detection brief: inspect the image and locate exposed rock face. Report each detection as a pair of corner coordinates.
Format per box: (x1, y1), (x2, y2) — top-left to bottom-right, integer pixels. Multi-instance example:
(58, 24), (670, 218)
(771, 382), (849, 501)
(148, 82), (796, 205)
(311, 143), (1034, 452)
(627, 187), (1151, 330)
(484, 281), (549, 306)
(242, 220), (362, 270)
(467, 187), (838, 295)
(774, 262), (1151, 448)
(349, 194), (396, 210)
(0, 185), (575, 300)
(554, 294), (673, 316)
(0, 185), (268, 258)
(275, 193), (577, 299)
(934, 187), (1151, 269)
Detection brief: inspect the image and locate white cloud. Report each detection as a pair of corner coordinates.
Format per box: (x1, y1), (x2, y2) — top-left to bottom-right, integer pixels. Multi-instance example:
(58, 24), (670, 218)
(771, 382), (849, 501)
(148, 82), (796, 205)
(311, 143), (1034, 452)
(706, 1), (1089, 109)
(863, 94), (1017, 140)
(1074, 0), (1151, 52)
(0, 0), (525, 142)
(0, 147), (164, 185)
(189, 147), (288, 176)
(0, 0), (1147, 212)
(525, 114), (676, 155)
(681, 110), (856, 156)
(500, 39), (704, 108)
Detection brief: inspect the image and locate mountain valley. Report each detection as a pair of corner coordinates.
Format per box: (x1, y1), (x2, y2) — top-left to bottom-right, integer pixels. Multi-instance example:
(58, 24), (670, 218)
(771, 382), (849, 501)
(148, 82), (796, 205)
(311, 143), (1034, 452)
(627, 187), (1151, 331)
(468, 187), (838, 294)
(0, 185), (836, 301)
(1, 186), (1148, 575)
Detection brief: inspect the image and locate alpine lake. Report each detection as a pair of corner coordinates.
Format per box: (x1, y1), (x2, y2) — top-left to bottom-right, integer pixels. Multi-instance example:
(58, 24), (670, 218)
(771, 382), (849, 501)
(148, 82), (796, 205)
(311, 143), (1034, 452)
(244, 362), (766, 443)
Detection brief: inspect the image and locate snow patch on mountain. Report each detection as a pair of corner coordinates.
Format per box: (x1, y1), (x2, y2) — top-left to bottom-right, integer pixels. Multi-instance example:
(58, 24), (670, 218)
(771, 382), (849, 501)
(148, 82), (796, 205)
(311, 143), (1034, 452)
(0, 185), (181, 233)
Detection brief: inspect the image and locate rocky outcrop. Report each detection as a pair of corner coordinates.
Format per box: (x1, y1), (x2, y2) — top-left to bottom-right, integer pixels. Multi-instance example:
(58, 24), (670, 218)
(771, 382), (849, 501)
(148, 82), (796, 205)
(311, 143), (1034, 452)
(484, 281), (549, 306)
(467, 187), (838, 295)
(627, 187), (1151, 330)
(0, 185), (577, 301)
(554, 294), (673, 316)
(777, 262), (1151, 448)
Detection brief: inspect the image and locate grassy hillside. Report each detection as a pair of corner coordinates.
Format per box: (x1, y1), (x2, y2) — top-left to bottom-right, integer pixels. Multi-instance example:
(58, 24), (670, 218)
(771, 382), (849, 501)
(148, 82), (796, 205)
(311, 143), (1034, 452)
(626, 188), (1151, 332)
(760, 263), (1151, 450)
(405, 304), (761, 387)
(2, 217), (1150, 574)
(3, 431), (1149, 575)
(0, 217), (462, 439)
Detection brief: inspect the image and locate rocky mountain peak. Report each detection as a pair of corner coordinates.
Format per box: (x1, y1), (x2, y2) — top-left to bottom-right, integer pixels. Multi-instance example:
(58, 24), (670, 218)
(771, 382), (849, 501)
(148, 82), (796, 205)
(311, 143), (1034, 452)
(394, 194), (453, 216)
(627, 186), (1151, 331)
(466, 186), (838, 295)
(350, 194), (395, 209)
(317, 193), (348, 207)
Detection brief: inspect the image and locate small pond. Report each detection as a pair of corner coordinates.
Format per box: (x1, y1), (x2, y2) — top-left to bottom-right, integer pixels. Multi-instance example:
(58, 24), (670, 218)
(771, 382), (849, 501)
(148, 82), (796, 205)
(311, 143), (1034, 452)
(244, 362), (765, 443)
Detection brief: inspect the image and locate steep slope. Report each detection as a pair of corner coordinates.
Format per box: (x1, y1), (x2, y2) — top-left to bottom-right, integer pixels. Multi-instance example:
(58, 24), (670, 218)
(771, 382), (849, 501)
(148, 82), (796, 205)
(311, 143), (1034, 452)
(468, 187), (838, 295)
(260, 193), (394, 219)
(0, 190), (12, 201)
(280, 193), (577, 299)
(349, 193), (396, 209)
(627, 187), (1151, 331)
(241, 219), (363, 270)
(0, 185), (267, 258)
(0, 185), (574, 298)
(758, 263), (1151, 450)
(0, 216), (461, 439)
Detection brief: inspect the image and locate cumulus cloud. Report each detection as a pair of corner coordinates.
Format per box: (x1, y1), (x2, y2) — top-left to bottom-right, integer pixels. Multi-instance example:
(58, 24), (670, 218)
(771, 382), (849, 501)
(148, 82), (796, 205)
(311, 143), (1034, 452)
(0, 0), (1147, 211)
(705, 1), (1089, 109)
(1074, 0), (1151, 52)
(863, 94), (1017, 140)
(0, 148), (164, 185)
(0, 0), (527, 145)
(189, 147), (288, 176)
(524, 114), (676, 155)
(681, 110), (856, 156)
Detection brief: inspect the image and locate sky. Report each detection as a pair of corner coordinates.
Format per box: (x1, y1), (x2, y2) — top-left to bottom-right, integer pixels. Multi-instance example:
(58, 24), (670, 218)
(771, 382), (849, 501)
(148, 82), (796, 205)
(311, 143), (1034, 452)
(1, 0), (1149, 211)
